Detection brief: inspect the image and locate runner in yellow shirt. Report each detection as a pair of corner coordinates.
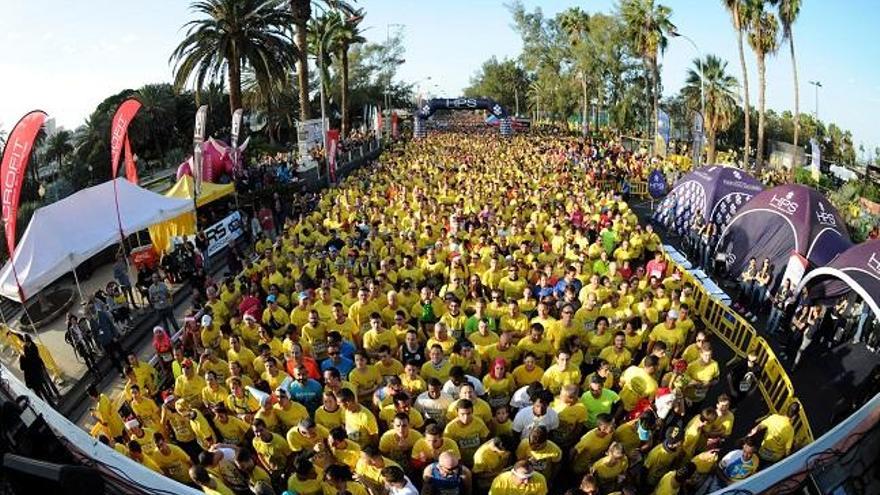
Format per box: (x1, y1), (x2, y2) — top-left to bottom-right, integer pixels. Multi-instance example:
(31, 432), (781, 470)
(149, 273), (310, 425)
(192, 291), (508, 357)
(489, 460), (548, 495)
(443, 399), (490, 466)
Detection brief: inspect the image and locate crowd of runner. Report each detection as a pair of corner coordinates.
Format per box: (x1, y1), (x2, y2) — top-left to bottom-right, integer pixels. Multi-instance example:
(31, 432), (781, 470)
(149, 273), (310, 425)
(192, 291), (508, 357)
(85, 132), (798, 495)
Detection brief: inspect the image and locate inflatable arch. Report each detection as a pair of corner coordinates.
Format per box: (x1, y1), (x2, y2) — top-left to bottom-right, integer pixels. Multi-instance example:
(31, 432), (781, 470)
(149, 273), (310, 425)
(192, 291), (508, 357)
(414, 97), (512, 138)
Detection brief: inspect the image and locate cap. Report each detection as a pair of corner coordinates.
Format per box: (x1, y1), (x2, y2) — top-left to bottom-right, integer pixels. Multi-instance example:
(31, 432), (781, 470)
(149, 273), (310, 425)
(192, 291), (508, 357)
(201, 314), (213, 327)
(266, 294), (277, 303)
(182, 358), (194, 369)
(243, 314), (256, 322)
(125, 419), (140, 430)
(298, 292), (309, 301)
(667, 310), (679, 320)
(162, 394), (177, 406)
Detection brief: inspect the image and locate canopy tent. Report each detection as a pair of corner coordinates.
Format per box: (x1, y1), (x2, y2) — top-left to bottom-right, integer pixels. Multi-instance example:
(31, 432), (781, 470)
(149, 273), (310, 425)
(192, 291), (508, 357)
(165, 175), (235, 207)
(149, 177), (235, 254)
(796, 240), (880, 321)
(653, 165), (764, 236)
(0, 179), (193, 302)
(718, 184), (851, 287)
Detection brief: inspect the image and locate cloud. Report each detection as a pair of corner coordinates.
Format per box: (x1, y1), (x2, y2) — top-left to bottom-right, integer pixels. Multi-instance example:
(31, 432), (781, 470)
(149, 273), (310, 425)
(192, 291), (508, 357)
(122, 33), (139, 44)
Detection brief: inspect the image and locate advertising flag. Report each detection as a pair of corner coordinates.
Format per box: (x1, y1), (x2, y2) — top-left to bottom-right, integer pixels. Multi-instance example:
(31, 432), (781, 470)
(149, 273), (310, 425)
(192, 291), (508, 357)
(193, 105), (208, 196)
(810, 137), (821, 182)
(231, 108), (243, 172)
(391, 112), (399, 139)
(124, 138), (138, 184)
(110, 98), (142, 182)
(327, 129), (340, 183)
(1, 110), (46, 258)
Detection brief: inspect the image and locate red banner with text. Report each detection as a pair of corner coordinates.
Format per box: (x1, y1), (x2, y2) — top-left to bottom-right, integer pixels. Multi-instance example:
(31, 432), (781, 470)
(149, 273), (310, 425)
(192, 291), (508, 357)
(110, 98), (142, 181)
(1, 110), (47, 256)
(327, 129), (340, 182)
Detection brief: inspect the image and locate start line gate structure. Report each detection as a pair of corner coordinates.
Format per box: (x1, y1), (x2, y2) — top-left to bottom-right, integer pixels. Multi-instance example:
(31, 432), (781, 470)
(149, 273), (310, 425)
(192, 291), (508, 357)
(414, 97), (513, 138)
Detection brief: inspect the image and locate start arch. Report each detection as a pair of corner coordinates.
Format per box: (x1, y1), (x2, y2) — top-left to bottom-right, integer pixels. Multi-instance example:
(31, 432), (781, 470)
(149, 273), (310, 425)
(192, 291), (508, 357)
(414, 97), (512, 138)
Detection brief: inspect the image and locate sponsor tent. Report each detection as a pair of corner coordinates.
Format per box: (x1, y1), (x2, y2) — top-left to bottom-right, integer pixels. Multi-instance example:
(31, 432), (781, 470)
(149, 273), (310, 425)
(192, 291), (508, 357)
(796, 240), (880, 320)
(0, 179), (193, 302)
(653, 165), (764, 236)
(148, 176), (235, 253)
(718, 184), (851, 287)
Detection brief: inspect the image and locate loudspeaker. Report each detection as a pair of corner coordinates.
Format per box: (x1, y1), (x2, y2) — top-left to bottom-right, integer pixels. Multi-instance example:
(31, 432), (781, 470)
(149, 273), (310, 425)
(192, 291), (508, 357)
(2, 454), (104, 492)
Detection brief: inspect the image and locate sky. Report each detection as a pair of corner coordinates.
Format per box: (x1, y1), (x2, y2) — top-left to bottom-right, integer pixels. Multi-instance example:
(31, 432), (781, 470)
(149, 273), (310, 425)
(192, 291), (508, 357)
(1, 0), (878, 156)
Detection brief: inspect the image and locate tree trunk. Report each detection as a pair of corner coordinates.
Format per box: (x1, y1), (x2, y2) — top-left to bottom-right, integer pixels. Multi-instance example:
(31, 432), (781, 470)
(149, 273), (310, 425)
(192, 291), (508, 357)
(341, 47), (350, 137)
(227, 54), (242, 117)
(790, 32), (800, 147)
(735, 3), (751, 166)
(707, 115), (717, 164)
(756, 53), (767, 171)
(292, 3), (310, 122)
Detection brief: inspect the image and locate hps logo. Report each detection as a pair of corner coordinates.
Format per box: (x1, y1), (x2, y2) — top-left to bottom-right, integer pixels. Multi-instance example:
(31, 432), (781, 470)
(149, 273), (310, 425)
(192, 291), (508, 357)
(769, 192), (799, 215)
(815, 201), (837, 226)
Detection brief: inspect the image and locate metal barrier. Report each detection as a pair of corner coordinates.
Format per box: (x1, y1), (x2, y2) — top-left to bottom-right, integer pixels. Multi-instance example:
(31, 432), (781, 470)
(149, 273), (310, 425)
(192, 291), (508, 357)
(660, 252), (815, 448)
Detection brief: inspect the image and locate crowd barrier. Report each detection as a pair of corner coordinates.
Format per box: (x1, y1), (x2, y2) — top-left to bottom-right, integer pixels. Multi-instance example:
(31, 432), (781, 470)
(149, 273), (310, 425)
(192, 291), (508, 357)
(668, 253), (815, 448)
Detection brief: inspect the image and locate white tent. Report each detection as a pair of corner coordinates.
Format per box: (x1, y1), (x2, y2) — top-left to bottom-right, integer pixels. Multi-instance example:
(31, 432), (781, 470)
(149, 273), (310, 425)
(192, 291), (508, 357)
(0, 179), (194, 302)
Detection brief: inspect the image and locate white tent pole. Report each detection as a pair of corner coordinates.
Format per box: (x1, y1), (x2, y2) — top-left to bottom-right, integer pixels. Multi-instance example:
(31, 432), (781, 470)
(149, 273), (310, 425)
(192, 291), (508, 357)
(71, 265), (86, 303)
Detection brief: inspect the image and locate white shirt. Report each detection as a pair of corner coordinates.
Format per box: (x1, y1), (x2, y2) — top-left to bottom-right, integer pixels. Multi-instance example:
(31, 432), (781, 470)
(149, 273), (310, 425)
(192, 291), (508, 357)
(388, 477), (419, 495)
(442, 376), (485, 399)
(512, 406), (559, 438)
(510, 386), (532, 409)
(415, 392), (454, 425)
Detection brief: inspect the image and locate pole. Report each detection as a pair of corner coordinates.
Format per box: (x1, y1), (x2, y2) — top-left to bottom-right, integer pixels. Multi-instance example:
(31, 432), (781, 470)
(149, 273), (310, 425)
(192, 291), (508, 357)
(71, 262), (86, 303)
(514, 87), (520, 117)
(674, 32), (705, 165)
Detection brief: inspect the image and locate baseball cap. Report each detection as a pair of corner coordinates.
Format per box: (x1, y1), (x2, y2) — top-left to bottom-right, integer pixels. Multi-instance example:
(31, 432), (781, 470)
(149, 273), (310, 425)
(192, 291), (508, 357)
(266, 294), (277, 303)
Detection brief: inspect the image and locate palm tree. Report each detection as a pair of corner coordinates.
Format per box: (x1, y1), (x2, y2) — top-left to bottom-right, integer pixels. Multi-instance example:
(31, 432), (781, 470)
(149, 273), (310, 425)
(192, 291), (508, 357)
(135, 84), (177, 166)
(45, 130), (74, 168)
(619, 0), (675, 143)
(682, 55), (739, 164)
(170, 0), (297, 116)
(722, 0), (753, 165)
(309, 12), (343, 126)
(289, 0), (356, 123)
(527, 80), (547, 121)
(778, 0), (802, 147)
(559, 7), (591, 128)
(334, 9), (366, 137)
(746, 2), (779, 170)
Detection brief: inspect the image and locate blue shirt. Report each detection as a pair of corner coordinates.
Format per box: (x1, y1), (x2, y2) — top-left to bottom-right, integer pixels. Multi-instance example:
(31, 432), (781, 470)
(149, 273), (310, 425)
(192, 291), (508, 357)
(339, 340), (357, 360)
(321, 356), (354, 377)
(288, 378), (323, 413)
(554, 278), (582, 299)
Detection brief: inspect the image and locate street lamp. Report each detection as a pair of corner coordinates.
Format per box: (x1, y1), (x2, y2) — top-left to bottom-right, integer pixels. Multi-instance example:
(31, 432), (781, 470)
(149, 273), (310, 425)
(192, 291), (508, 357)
(670, 29), (705, 164)
(808, 80), (822, 120)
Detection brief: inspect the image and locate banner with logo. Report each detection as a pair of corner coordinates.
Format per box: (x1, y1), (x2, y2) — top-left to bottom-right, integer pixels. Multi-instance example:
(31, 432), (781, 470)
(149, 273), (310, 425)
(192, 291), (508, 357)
(647, 169), (667, 199)
(110, 98), (142, 182)
(192, 105), (208, 196)
(810, 137), (821, 182)
(231, 108), (243, 173)
(327, 129), (340, 182)
(1, 110), (47, 258)
(692, 112), (704, 166)
(296, 118), (325, 172)
(173, 210), (244, 258)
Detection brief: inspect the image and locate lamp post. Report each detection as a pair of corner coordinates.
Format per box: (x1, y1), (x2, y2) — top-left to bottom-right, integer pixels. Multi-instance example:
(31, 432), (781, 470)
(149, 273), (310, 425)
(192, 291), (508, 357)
(808, 80), (822, 121)
(670, 29), (704, 165)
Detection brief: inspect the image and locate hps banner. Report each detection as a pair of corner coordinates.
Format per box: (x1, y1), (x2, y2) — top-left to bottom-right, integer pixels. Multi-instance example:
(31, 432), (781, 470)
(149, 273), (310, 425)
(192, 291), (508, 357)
(193, 105), (208, 196)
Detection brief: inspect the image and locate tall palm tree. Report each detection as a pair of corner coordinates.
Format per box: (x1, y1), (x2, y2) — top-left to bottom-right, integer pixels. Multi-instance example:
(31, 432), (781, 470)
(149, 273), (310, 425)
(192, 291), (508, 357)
(170, 0), (297, 116)
(334, 9), (366, 137)
(559, 7), (591, 128)
(746, 2), (779, 170)
(309, 12), (343, 125)
(682, 55), (739, 164)
(528, 80), (547, 121)
(45, 130), (74, 169)
(722, 0), (753, 165)
(619, 0), (675, 143)
(778, 0), (802, 147)
(289, 0), (356, 123)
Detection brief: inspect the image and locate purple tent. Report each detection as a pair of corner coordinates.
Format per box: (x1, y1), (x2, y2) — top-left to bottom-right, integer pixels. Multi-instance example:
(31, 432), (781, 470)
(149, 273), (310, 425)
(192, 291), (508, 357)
(718, 184), (851, 284)
(796, 240), (880, 319)
(653, 165), (764, 236)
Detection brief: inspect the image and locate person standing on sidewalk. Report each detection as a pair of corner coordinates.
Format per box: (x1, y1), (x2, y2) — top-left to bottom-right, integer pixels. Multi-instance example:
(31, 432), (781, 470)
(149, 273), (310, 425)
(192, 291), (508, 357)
(149, 273), (180, 333)
(65, 314), (99, 377)
(19, 334), (58, 406)
(92, 302), (127, 378)
(113, 253), (138, 309)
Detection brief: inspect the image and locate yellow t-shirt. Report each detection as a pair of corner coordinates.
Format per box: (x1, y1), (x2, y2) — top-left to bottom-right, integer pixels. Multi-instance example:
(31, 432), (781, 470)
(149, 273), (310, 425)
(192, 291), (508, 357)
(379, 429), (423, 465)
(472, 442), (512, 476)
(618, 365), (658, 411)
(516, 439), (562, 475)
(489, 471), (548, 495)
(512, 364), (545, 388)
(344, 406), (379, 446)
(591, 455), (629, 483)
(252, 432), (291, 472)
(758, 414), (794, 461)
(572, 428), (614, 473)
(540, 365), (582, 395)
(444, 418), (489, 463)
(410, 437), (460, 464)
(150, 444), (192, 483)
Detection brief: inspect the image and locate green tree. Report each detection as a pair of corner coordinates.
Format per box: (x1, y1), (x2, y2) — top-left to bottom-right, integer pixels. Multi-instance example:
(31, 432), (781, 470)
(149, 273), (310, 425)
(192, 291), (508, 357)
(746, 1), (779, 170)
(309, 12), (343, 125)
(682, 55), (739, 163)
(558, 7), (591, 126)
(170, 0), (297, 116)
(45, 130), (74, 170)
(778, 0), (802, 147)
(619, 0), (675, 142)
(722, 0), (753, 163)
(334, 9), (366, 136)
(463, 57), (531, 116)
